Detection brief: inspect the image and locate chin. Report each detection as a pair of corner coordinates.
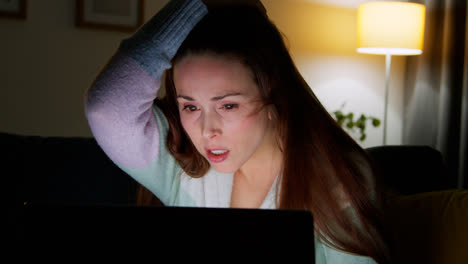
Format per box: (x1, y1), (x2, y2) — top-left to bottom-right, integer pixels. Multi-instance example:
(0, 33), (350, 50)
(210, 163), (238, 174)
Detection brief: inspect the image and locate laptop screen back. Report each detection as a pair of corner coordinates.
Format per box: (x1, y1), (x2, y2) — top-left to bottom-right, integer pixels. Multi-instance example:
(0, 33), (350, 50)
(16, 203), (315, 259)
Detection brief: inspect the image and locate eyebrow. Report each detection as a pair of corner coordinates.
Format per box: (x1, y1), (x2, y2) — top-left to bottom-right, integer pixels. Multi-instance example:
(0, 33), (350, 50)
(176, 92), (243, 101)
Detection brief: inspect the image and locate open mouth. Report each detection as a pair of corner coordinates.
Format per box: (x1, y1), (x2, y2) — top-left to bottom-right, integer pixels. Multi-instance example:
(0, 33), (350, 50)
(206, 149), (230, 163)
(210, 150), (228, 155)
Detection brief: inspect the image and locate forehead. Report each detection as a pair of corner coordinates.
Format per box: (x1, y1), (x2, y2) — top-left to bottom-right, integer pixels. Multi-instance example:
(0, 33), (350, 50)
(173, 54), (258, 98)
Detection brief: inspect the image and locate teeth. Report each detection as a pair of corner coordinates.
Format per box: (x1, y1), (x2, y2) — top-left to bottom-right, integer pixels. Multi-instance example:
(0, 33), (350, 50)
(210, 150), (228, 155)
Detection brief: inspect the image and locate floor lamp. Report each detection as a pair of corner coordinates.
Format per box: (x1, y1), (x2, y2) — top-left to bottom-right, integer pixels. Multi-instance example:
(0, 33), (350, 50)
(356, 1), (425, 145)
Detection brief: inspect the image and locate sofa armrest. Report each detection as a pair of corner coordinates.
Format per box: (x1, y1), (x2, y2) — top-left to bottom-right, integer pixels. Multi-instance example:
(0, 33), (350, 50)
(385, 189), (468, 264)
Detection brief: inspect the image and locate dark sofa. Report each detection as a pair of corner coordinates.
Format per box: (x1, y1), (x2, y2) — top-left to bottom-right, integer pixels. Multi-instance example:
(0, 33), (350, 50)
(4, 132), (467, 263)
(4, 132), (137, 206)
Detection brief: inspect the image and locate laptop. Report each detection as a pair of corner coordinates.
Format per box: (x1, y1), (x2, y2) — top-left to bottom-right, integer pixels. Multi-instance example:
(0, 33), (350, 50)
(14, 203), (315, 259)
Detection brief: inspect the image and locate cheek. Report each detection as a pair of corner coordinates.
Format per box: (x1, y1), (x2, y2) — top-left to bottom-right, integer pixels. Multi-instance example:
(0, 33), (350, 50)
(180, 115), (198, 140)
(227, 111), (267, 135)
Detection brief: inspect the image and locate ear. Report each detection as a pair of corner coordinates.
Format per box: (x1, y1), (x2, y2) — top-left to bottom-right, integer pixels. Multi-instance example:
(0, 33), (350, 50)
(268, 111), (272, 121)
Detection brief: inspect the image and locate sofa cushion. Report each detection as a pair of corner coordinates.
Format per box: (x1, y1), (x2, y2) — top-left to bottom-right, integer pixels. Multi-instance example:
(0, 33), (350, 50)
(366, 145), (452, 195)
(385, 189), (468, 264)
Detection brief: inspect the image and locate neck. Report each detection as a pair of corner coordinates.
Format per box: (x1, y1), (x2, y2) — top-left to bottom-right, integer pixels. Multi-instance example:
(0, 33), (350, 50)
(236, 133), (282, 186)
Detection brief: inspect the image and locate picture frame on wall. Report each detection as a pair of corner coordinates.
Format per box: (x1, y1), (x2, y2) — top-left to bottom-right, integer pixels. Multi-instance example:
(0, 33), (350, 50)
(0, 0), (27, 19)
(76, 0), (144, 33)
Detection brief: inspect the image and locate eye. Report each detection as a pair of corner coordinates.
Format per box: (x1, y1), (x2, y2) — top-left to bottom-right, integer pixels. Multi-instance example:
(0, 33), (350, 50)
(222, 104), (238, 111)
(182, 105), (199, 112)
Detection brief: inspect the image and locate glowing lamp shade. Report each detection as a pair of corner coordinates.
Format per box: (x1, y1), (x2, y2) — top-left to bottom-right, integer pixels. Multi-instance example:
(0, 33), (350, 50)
(357, 1), (425, 55)
(356, 1), (425, 145)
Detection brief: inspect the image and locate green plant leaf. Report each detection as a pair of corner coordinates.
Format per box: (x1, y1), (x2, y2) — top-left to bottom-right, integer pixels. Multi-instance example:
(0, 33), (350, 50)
(356, 120), (365, 130)
(372, 118), (381, 127)
(331, 105), (380, 142)
(360, 134), (366, 141)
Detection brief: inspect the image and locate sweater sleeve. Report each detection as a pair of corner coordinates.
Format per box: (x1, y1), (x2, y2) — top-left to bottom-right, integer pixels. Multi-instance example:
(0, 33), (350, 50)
(320, 243), (377, 264)
(84, 0), (207, 203)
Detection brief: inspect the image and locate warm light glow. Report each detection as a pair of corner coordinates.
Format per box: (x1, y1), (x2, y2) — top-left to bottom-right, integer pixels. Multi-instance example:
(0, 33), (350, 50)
(357, 1), (425, 55)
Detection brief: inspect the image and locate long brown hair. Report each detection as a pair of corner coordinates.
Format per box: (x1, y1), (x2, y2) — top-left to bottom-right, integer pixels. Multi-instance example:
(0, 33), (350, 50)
(138, 5), (390, 263)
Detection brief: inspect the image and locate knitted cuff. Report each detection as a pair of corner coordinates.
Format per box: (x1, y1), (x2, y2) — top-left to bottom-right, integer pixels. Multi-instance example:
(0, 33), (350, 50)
(119, 0), (207, 78)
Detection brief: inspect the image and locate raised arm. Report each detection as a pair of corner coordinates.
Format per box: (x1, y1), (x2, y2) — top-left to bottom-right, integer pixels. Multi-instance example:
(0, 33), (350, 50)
(84, 0), (207, 170)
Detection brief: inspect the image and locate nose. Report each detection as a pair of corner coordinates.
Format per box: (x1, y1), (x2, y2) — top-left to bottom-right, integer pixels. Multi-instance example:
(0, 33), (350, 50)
(201, 111), (222, 139)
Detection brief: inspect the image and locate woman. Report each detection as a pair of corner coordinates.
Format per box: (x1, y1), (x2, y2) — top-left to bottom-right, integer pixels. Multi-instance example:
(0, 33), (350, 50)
(85, 0), (390, 263)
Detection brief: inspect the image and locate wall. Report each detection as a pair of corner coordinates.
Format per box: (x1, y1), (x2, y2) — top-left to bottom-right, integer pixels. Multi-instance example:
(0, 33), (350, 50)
(0, 0), (167, 137)
(0, 0), (405, 147)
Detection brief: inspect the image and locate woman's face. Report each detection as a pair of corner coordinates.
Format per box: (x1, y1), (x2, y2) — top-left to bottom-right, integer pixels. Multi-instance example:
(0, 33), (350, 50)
(173, 54), (275, 173)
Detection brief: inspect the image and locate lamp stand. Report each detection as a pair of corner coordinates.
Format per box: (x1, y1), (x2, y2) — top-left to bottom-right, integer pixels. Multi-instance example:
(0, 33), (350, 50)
(383, 54), (392, 145)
